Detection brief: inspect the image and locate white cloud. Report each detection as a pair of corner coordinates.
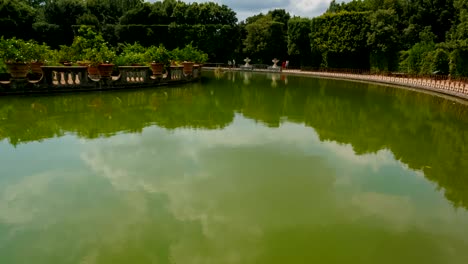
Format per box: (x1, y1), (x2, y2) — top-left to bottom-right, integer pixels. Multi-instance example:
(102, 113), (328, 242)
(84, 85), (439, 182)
(146, 0), (332, 21)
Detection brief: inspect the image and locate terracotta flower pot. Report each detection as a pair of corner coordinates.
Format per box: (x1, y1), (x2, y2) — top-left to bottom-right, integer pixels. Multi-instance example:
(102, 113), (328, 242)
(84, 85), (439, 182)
(98, 63), (114, 78)
(30, 62), (44, 75)
(182, 62), (194, 75)
(87, 66), (99, 76)
(150, 62), (164, 76)
(6, 62), (29, 79)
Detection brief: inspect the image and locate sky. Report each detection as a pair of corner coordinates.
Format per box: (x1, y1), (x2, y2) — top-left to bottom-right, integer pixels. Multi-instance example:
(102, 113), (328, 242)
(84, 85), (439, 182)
(146, 0), (332, 21)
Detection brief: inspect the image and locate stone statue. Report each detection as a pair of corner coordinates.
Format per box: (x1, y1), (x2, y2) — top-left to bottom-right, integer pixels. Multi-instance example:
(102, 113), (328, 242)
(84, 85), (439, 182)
(244, 57), (251, 67)
(272, 58), (279, 68)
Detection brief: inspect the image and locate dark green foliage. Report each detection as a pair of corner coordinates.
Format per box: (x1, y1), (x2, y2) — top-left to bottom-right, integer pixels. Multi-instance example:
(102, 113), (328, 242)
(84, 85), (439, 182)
(310, 11), (371, 68)
(37, 0), (87, 46)
(450, 49), (468, 76)
(367, 9), (400, 71)
(432, 48), (449, 74)
(0, 0), (36, 39)
(119, 2), (152, 25)
(287, 18), (313, 67)
(243, 10), (289, 64)
(1, 0), (468, 74)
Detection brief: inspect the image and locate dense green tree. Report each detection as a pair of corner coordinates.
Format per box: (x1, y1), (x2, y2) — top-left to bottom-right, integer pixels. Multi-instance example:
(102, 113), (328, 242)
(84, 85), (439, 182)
(367, 9), (400, 71)
(1, 0), (468, 74)
(243, 10), (289, 63)
(119, 2), (152, 25)
(447, 0), (468, 76)
(399, 27), (436, 74)
(38, 0), (87, 45)
(287, 17), (313, 67)
(0, 0), (36, 39)
(432, 48), (450, 74)
(310, 11), (371, 68)
(85, 0), (127, 25)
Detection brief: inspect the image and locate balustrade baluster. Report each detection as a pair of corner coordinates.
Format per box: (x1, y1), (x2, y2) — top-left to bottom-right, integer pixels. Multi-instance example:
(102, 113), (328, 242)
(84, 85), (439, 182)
(75, 72), (81, 85)
(52, 71), (59, 85)
(59, 72), (66, 85)
(67, 73), (74, 85)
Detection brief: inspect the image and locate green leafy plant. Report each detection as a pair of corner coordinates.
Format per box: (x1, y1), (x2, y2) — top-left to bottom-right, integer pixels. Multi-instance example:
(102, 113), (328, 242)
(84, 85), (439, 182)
(84, 45), (116, 66)
(115, 42), (147, 66)
(65, 26), (116, 66)
(170, 43), (208, 64)
(28, 41), (52, 63)
(145, 44), (170, 65)
(0, 37), (34, 63)
(50, 45), (75, 65)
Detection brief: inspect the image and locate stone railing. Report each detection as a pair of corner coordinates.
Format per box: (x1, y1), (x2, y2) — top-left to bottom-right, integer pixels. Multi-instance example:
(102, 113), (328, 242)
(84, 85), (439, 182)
(193, 65), (201, 79)
(0, 64), (202, 94)
(292, 68), (468, 99)
(118, 66), (150, 83)
(169, 66), (184, 80)
(42, 66), (89, 87)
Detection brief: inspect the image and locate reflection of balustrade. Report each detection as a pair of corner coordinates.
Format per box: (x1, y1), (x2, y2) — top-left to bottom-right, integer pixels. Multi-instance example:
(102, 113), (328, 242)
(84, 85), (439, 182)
(118, 66), (150, 83)
(42, 66), (88, 87)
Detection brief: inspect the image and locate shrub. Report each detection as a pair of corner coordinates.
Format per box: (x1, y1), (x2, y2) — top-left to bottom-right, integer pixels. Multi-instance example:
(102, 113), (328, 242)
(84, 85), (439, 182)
(145, 44), (170, 65)
(170, 43), (208, 64)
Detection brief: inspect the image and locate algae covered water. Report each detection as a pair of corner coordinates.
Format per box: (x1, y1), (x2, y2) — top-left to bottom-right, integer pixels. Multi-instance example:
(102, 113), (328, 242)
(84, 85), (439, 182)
(1, 71), (468, 263)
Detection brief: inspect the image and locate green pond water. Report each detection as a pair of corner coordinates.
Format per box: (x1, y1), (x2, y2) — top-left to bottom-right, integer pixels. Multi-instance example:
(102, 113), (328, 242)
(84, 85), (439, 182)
(1, 71), (468, 264)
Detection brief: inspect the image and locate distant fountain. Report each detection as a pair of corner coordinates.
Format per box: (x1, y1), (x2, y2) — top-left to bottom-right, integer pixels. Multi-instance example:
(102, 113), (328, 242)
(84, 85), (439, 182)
(271, 58), (279, 68)
(268, 58), (282, 72)
(240, 57), (253, 71)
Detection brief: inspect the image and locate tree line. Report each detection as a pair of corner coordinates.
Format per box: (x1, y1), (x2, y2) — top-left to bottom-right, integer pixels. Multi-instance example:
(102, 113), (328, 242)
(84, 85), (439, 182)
(1, 0), (468, 76)
(291, 0), (468, 76)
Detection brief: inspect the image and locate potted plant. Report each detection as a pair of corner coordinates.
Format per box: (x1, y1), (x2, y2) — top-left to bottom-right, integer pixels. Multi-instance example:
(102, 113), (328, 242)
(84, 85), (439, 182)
(64, 26), (116, 77)
(69, 26), (116, 77)
(171, 44), (208, 75)
(28, 41), (52, 75)
(116, 42), (147, 66)
(97, 46), (116, 78)
(145, 44), (170, 76)
(88, 43), (115, 78)
(115, 52), (146, 66)
(50, 45), (75, 66)
(0, 37), (34, 78)
(84, 45), (116, 78)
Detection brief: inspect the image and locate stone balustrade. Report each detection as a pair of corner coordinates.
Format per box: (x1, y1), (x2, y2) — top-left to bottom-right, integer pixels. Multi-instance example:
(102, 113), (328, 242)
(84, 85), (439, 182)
(42, 66), (89, 87)
(293, 70), (468, 99)
(169, 66), (184, 80)
(118, 66), (150, 83)
(0, 64), (202, 95)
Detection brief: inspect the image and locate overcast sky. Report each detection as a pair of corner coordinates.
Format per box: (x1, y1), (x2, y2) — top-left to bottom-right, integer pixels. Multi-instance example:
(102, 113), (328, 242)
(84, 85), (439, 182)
(146, 0), (331, 21)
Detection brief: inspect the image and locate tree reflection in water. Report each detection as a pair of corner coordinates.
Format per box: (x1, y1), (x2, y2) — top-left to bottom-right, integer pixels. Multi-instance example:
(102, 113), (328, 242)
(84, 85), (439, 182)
(0, 71), (467, 209)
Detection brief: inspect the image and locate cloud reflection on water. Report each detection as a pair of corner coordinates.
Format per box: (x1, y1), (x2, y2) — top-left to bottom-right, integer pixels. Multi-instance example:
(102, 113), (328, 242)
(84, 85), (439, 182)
(1, 116), (468, 263)
(78, 116), (468, 263)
